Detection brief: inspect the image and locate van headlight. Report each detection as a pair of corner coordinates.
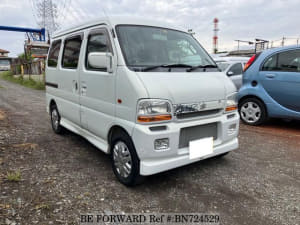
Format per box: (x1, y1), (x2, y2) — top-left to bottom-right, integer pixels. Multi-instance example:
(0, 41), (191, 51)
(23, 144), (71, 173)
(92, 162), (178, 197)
(137, 99), (172, 123)
(225, 92), (238, 113)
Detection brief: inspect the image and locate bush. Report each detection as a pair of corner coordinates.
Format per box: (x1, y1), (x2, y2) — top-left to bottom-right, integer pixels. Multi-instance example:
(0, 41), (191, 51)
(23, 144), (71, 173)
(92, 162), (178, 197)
(0, 71), (45, 90)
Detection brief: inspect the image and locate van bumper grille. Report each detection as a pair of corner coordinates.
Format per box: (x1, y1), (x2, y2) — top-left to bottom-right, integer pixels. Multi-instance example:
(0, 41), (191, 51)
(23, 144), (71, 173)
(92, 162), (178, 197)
(179, 123), (218, 148)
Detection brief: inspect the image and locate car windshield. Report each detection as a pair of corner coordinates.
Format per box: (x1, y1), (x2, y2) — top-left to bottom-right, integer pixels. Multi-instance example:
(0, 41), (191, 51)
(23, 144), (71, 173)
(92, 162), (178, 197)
(0, 60), (9, 65)
(116, 25), (216, 71)
(216, 62), (230, 71)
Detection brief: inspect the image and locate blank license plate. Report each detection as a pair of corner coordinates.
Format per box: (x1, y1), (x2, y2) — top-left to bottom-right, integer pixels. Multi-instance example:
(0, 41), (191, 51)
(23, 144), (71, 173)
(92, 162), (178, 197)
(189, 137), (214, 160)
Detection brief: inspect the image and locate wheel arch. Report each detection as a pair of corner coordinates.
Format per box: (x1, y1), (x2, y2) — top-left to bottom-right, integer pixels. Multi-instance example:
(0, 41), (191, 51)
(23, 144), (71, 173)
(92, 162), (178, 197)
(239, 95), (268, 113)
(49, 99), (57, 114)
(107, 125), (132, 152)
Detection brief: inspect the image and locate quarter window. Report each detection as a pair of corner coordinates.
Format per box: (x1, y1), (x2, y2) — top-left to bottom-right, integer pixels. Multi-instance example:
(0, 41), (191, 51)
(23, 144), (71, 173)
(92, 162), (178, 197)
(262, 54), (277, 71)
(48, 40), (61, 67)
(86, 29), (112, 71)
(62, 35), (82, 69)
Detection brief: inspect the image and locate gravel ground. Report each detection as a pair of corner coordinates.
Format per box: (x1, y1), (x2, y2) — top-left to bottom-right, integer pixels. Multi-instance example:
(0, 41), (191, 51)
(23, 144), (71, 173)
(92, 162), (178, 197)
(0, 78), (299, 225)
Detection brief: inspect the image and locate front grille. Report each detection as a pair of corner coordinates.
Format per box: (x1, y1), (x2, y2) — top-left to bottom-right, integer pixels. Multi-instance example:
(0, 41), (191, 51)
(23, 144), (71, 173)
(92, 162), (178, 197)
(179, 123), (218, 148)
(176, 109), (221, 120)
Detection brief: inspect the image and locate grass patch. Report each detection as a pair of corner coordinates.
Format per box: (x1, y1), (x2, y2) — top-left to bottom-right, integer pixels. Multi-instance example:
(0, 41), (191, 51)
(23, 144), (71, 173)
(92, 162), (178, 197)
(0, 71), (45, 90)
(35, 203), (50, 210)
(6, 170), (21, 182)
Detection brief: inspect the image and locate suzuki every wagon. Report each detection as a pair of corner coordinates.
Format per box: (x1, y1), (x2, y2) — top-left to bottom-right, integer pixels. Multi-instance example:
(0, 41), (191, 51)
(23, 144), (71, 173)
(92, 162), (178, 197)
(46, 17), (239, 186)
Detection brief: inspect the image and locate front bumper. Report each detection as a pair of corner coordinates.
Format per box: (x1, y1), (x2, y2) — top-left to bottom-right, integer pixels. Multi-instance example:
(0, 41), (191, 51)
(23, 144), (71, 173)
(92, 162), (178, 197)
(132, 112), (240, 176)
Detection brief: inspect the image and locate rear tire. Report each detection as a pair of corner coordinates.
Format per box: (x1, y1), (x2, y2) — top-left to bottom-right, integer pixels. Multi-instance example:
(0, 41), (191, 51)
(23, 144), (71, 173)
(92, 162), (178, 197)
(110, 131), (144, 186)
(239, 98), (267, 125)
(50, 104), (64, 134)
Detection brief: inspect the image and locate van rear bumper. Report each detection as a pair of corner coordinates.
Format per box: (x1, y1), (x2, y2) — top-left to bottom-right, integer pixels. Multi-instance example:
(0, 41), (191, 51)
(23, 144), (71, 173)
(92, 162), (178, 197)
(140, 137), (238, 175)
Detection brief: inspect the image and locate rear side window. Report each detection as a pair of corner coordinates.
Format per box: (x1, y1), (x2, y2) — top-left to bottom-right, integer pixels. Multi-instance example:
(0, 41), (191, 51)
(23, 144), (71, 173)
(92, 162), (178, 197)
(48, 40), (61, 67)
(62, 35), (82, 69)
(85, 29), (112, 71)
(262, 49), (300, 72)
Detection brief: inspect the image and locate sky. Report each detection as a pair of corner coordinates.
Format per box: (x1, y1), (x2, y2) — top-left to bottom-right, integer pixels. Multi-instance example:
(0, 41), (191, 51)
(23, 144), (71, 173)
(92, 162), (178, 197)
(0, 0), (300, 57)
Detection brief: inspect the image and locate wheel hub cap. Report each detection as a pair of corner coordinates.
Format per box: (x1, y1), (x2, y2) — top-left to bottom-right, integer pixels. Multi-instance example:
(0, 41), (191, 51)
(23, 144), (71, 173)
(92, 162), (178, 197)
(113, 141), (132, 178)
(240, 101), (261, 123)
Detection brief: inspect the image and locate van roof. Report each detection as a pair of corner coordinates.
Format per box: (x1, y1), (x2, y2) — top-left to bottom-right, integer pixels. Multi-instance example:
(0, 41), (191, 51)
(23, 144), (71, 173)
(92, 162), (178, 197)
(52, 16), (186, 38)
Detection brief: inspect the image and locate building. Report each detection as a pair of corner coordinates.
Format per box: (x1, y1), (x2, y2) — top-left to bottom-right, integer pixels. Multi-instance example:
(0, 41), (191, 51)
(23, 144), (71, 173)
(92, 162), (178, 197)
(0, 48), (9, 57)
(0, 48), (11, 71)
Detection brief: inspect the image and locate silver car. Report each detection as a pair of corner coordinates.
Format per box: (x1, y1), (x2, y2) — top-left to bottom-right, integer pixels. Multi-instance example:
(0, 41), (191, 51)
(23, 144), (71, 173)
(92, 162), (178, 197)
(214, 57), (250, 90)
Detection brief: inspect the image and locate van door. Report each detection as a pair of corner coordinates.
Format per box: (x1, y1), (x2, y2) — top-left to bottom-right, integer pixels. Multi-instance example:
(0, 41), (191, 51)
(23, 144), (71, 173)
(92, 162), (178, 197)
(259, 49), (300, 112)
(79, 27), (116, 140)
(57, 34), (83, 125)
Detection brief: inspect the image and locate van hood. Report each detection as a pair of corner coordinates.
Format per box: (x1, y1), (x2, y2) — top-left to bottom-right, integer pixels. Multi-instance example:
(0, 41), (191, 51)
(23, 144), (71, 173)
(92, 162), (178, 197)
(136, 71), (236, 104)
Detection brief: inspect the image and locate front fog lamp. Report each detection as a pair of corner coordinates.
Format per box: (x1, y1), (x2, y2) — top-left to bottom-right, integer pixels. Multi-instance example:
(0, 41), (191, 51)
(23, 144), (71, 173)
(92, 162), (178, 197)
(137, 99), (172, 123)
(225, 93), (238, 113)
(228, 124), (237, 135)
(154, 138), (169, 150)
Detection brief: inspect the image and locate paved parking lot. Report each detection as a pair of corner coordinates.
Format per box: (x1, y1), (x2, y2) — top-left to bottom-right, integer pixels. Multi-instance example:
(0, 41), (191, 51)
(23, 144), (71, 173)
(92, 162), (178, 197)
(0, 78), (299, 225)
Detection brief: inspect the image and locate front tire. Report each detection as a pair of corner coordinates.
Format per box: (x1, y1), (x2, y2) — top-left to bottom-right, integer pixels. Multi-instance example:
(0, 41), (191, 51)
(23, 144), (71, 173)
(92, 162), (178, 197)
(111, 132), (144, 186)
(239, 98), (267, 125)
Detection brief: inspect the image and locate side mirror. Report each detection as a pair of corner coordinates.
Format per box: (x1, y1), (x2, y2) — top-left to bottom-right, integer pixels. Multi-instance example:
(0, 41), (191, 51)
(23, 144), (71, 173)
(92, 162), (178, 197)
(88, 52), (113, 73)
(227, 71), (234, 76)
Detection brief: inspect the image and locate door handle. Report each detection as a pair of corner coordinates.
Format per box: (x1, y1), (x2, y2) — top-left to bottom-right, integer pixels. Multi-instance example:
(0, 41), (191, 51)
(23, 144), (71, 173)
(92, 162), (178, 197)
(72, 80), (78, 92)
(266, 74), (276, 79)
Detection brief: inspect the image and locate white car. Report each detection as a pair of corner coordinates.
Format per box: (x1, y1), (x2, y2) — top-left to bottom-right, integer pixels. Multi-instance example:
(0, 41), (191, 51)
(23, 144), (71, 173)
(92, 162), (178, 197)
(214, 57), (250, 89)
(46, 16), (239, 186)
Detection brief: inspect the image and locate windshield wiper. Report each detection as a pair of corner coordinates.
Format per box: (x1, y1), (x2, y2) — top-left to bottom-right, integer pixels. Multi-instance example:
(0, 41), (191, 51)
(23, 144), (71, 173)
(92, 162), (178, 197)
(186, 64), (218, 72)
(141, 63), (192, 72)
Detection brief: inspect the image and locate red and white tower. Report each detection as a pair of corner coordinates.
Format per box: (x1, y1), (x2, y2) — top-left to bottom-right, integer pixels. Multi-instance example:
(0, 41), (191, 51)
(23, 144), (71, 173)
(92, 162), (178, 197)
(213, 18), (219, 54)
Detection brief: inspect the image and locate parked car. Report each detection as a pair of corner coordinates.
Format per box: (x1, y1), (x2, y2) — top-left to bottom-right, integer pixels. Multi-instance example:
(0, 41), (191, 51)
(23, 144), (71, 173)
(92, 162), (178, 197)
(0, 59), (10, 71)
(238, 46), (300, 125)
(46, 16), (239, 186)
(214, 57), (250, 89)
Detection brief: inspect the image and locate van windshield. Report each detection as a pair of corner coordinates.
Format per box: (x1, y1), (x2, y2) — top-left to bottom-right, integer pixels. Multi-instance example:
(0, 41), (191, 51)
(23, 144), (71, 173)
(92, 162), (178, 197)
(116, 25), (217, 72)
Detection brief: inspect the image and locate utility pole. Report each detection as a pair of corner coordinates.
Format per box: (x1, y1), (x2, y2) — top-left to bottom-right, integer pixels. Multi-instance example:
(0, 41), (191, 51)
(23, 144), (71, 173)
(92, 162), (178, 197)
(281, 36), (285, 46)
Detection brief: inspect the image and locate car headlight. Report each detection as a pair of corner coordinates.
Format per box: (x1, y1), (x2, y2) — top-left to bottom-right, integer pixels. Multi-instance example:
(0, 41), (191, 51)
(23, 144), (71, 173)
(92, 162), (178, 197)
(225, 92), (238, 113)
(137, 99), (172, 123)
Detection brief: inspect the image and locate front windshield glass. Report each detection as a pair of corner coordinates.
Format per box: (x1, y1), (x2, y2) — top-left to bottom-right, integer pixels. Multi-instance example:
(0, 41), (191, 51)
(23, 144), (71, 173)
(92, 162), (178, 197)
(0, 60), (10, 65)
(116, 25), (216, 70)
(216, 62), (230, 71)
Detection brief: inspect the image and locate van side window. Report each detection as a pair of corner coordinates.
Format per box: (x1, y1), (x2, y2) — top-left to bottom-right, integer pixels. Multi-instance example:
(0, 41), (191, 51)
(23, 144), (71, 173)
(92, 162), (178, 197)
(62, 36), (82, 69)
(85, 29), (112, 71)
(48, 40), (61, 67)
(277, 50), (300, 72)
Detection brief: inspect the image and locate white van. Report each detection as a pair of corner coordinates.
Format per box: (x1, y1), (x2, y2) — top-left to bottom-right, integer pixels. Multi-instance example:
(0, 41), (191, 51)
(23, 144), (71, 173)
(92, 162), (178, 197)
(46, 17), (239, 186)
